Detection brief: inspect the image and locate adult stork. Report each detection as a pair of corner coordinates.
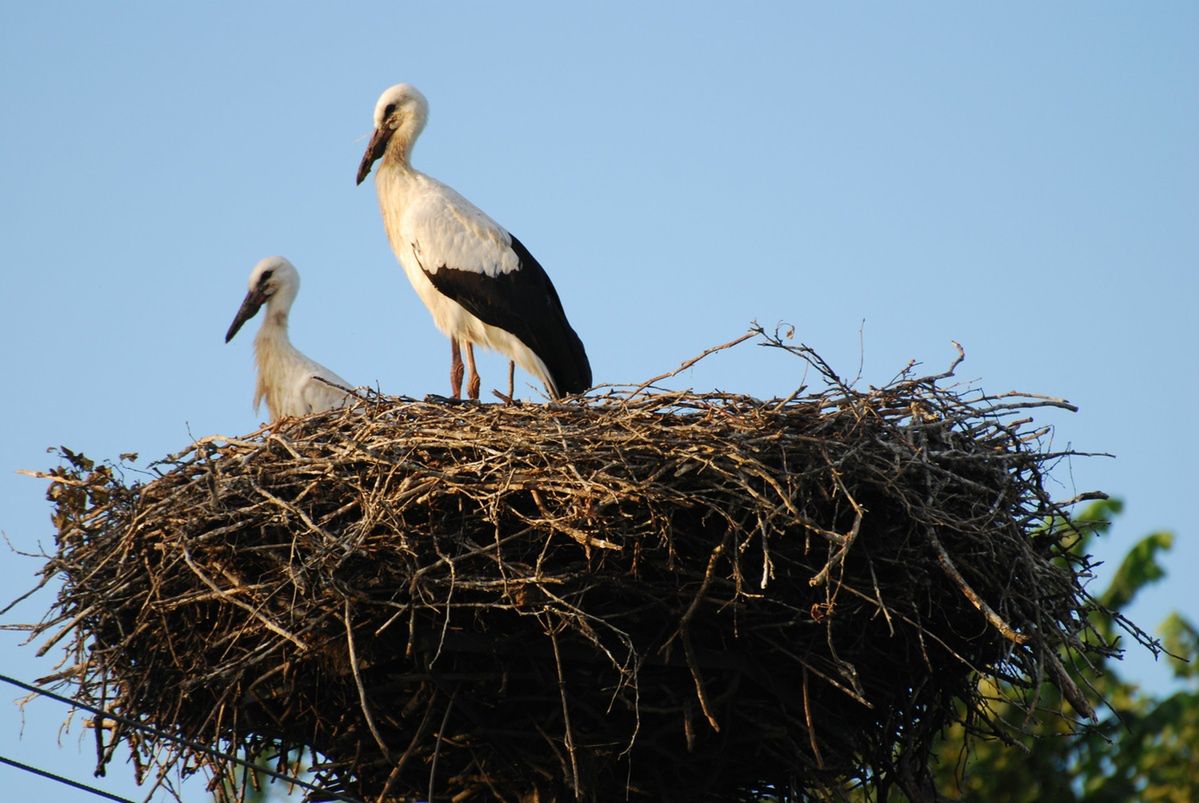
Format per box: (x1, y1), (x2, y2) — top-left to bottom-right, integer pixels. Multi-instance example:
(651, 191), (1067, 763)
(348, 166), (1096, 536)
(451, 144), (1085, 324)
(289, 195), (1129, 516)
(225, 256), (352, 422)
(356, 83), (591, 401)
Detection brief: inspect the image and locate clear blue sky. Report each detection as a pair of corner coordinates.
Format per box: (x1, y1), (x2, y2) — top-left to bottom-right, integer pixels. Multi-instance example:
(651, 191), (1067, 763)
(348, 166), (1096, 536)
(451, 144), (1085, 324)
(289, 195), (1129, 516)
(2, 4), (1196, 800)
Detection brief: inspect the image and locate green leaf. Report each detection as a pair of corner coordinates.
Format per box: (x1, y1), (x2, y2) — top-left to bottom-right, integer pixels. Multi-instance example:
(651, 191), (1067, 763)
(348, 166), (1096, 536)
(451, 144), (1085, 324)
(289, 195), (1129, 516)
(1160, 612), (1199, 680)
(1099, 530), (1174, 611)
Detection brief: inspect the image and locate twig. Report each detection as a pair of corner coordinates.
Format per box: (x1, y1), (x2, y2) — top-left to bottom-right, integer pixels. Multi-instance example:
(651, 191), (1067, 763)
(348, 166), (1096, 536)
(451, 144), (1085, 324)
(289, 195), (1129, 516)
(672, 538), (728, 732)
(928, 531), (1029, 646)
(550, 628), (581, 796)
(178, 544), (309, 651)
(426, 686), (457, 803)
(802, 666), (824, 769)
(344, 599), (393, 763)
(630, 330), (758, 395)
(375, 687), (440, 803)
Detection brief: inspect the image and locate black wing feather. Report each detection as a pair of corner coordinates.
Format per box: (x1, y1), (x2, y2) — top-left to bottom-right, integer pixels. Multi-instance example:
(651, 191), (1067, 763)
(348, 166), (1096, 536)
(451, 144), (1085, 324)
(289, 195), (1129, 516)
(421, 234), (591, 397)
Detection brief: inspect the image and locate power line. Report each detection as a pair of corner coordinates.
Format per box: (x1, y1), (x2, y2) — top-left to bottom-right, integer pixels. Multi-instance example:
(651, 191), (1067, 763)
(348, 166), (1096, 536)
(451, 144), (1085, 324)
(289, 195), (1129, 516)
(0, 672), (363, 803)
(0, 753), (134, 803)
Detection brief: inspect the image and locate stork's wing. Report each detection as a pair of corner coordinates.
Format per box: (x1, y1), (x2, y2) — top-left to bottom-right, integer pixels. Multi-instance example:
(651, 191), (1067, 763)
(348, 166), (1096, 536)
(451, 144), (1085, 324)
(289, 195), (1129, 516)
(298, 363), (352, 415)
(408, 189), (591, 396)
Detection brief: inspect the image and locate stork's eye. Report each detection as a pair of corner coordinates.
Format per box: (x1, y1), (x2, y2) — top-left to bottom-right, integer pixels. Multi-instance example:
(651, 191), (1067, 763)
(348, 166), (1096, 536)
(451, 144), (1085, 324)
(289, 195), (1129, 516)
(384, 103), (397, 118)
(258, 270), (275, 287)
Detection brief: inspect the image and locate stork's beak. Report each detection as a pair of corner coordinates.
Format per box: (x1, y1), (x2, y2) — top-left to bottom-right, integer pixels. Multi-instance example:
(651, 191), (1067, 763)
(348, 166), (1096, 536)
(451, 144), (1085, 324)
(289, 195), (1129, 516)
(356, 126), (391, 185)
(225, 286), (268, 343)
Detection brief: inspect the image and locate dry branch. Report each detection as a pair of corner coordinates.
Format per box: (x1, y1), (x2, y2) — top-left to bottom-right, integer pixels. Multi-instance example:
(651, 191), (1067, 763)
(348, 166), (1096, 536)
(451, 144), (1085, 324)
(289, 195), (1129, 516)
(23, 331), (1126, 802)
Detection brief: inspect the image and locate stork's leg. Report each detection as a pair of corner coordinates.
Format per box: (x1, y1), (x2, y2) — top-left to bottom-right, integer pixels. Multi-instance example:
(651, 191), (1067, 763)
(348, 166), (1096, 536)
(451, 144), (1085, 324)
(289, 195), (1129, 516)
(450, 338), (464, 399)
(464, 343), (481, 401)
(507, 360), (515, 400)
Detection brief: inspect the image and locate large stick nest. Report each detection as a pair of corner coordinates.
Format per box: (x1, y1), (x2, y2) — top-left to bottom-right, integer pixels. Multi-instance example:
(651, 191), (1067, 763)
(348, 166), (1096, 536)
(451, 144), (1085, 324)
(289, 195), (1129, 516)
(28, 333), (1116, 802)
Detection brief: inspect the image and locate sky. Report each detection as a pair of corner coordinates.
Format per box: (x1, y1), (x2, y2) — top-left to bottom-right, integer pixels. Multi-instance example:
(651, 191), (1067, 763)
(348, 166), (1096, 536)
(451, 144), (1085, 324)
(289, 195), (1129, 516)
(1, 3), (1196, 801)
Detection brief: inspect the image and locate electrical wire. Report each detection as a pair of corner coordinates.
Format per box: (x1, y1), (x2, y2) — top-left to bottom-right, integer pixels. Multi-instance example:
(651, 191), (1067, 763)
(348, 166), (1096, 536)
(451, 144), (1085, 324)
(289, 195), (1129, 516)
(0, 672), (363, 803)
(0, 753), (135, 803)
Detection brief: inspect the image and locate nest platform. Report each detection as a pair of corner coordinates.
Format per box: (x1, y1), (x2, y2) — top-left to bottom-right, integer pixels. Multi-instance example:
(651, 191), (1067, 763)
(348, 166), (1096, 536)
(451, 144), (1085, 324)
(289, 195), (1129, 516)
(29, 335), (1112, 802)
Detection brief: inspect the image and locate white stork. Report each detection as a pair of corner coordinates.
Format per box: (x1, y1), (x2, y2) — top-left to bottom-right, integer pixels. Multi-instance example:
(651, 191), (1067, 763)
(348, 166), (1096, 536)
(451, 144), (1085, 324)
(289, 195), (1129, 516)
(225, 256), (352, 422)
(355, 83), (591, 401)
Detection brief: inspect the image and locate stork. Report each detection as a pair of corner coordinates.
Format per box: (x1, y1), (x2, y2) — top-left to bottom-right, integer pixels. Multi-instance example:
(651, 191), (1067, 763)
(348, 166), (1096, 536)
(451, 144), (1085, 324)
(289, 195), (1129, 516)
(356, 83), (591, 401)
(225, 256), (352, 422)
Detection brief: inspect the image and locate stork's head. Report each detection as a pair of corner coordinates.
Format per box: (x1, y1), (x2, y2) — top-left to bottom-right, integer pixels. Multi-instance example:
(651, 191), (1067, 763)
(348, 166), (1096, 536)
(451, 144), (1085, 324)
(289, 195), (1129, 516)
(356, 83), (429, 185)
(225, 256), (300, 343)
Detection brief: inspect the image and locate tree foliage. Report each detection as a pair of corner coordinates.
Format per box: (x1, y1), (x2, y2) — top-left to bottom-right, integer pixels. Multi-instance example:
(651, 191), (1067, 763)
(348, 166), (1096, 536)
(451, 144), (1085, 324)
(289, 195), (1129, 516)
(929, 499), (1199, 802)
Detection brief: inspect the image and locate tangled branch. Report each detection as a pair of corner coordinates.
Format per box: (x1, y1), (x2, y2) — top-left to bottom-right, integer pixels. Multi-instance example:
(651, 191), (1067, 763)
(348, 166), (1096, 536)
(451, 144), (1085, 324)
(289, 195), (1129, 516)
(23, 331), (1132, 802)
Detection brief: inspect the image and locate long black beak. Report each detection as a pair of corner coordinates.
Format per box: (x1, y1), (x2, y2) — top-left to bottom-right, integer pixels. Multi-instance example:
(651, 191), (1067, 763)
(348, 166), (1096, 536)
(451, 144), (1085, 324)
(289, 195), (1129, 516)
(225, 287), (268, 343)
(356, 126), (391, 185)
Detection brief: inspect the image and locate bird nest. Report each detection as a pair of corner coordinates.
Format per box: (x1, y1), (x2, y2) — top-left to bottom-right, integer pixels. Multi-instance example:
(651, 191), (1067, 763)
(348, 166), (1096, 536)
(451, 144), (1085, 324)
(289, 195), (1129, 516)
(26, 331), (1120, 802)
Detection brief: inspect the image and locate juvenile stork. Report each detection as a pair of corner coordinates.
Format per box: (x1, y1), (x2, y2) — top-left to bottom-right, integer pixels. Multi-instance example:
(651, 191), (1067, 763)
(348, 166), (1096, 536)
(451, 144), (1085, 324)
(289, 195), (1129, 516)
(225, 256), (352, 422)
(356, 83), (591, 401)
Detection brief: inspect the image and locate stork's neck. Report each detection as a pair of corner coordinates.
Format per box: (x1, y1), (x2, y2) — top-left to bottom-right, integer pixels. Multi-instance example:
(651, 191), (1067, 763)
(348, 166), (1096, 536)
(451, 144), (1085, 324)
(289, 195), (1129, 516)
(375, 156), (426, 215)
(261, 306), (290, 332)
(385, 131), (417, 172)
(252, 311), (300, 419)
(254, 308), (298, 357)
(381, 146), (419, 181)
